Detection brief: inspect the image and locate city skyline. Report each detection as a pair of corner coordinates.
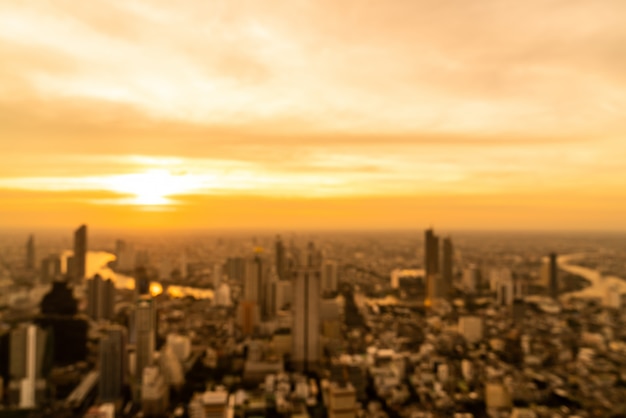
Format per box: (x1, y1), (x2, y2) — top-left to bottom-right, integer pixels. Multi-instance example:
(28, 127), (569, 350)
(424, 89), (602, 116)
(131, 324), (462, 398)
(2, 1), (626, 230)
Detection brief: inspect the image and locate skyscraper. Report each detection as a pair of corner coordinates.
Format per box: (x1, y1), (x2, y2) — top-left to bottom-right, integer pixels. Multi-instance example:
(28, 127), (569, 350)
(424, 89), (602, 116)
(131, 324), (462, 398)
(549, 253), (559, 299)
(72, 224), (87, 282)
(26, 235), (35, 271)
(424, 228), (440, 306)
(275, 235), (286, 280)
(134, 296), (155, 399)
(292, 242), (321, 372)
(99, 325), (127, 403)
(9, 324), (48, 408)
(441, 237), (454, 301)
(87, 274), (115, 321)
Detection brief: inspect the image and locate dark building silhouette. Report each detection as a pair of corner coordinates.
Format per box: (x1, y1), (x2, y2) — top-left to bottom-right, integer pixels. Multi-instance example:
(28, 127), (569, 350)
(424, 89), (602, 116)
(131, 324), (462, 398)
(549, 253), (558, 299)
(40, 281), (78, 316)
(26, 234), (35, 271)
(135, 267), (150, 296)
(442, 237), (454, 301)
(72, 224), (87, 282)
(35, 280), (87, 367)
(424, 228), (440, 305)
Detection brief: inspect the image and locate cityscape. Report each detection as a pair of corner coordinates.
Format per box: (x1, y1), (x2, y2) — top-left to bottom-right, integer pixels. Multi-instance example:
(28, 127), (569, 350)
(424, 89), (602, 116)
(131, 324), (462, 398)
(2, 1), (626, 417)
(1, 227), (626, 417)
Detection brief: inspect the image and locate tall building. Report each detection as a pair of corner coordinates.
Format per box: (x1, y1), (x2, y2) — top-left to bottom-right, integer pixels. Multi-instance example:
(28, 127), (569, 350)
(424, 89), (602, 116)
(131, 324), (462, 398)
(424, 228), (440, 306)
(135, 266), (151, 297)
(292, 242), (321, 372)
(99, 325), (127, 403)
(87, 274), (115, 321)
(549, 253), (559, 299)
(72, 224), (87, 282)
(441, 237), (454, 301)
(275, 235), (286, 280)
(26, 235), (35, 271)
(134, 296), (156, 399)
(8, 324), (48, 408)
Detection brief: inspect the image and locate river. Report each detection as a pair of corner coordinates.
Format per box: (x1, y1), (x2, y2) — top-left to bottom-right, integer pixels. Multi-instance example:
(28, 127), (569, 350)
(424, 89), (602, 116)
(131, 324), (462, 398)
(558, 253), (626, 301)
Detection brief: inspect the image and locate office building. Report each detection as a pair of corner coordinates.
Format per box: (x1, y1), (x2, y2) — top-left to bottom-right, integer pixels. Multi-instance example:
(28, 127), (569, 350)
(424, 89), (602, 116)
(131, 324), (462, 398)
(424, 228), (440, 306)
(134, 296), (156, 398)
(99, 325), (127, 403)
(549, 253), (558, 299)
(441, 237), (454, 301)
(275, 235), (286, 280)
(72, 224), (87, 282)
(292, 242), (322, 372)
(87, 274), (115, 321)
(135, 266), (151, 297)
(26, 235), (35, 271)
(9, 324), (48, 408)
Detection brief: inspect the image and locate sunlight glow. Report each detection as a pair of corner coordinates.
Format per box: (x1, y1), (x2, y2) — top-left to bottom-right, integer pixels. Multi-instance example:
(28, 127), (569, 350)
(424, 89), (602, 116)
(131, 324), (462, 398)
(103, 169), (206, 205)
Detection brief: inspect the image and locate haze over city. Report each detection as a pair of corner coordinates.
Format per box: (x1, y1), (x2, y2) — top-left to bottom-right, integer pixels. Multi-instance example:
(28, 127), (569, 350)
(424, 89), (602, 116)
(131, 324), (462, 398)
(2, 0), (626, 230)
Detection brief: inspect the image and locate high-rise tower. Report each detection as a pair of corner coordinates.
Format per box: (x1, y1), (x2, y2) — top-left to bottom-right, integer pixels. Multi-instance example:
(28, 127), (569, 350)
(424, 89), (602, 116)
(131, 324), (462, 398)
(134, 296), (155, 399)
(9, 324), (48, 408)
(292, 242), (321, 372)
(99, 325), (127, 403)
(424, 228), (440, 306)
(72, 225), (87, 282)
(87, 274), (115, 321)
(549, 253), (558, 299)
(441, 237), (454, 301)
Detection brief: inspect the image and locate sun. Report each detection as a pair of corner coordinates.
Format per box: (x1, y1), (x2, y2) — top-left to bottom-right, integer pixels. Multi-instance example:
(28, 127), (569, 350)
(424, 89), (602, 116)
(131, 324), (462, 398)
(104, 169), (203, 205)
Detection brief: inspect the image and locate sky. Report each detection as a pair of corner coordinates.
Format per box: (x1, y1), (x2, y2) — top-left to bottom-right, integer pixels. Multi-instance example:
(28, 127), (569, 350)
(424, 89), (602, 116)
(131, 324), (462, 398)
(1, 0), (625, 230)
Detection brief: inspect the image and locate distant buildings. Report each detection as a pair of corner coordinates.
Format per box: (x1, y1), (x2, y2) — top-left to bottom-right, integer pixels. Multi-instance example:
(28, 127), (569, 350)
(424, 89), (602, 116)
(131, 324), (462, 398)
(292, 242), (322, 372)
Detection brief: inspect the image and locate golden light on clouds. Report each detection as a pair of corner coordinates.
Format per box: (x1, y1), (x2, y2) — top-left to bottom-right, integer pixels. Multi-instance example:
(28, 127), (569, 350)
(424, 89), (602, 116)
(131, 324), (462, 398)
(1, 0), (626, 229)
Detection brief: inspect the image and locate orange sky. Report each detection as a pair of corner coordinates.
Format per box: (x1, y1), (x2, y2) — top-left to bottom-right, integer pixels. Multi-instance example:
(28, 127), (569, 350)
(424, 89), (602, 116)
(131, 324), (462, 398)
(1, 1), (625, 230)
